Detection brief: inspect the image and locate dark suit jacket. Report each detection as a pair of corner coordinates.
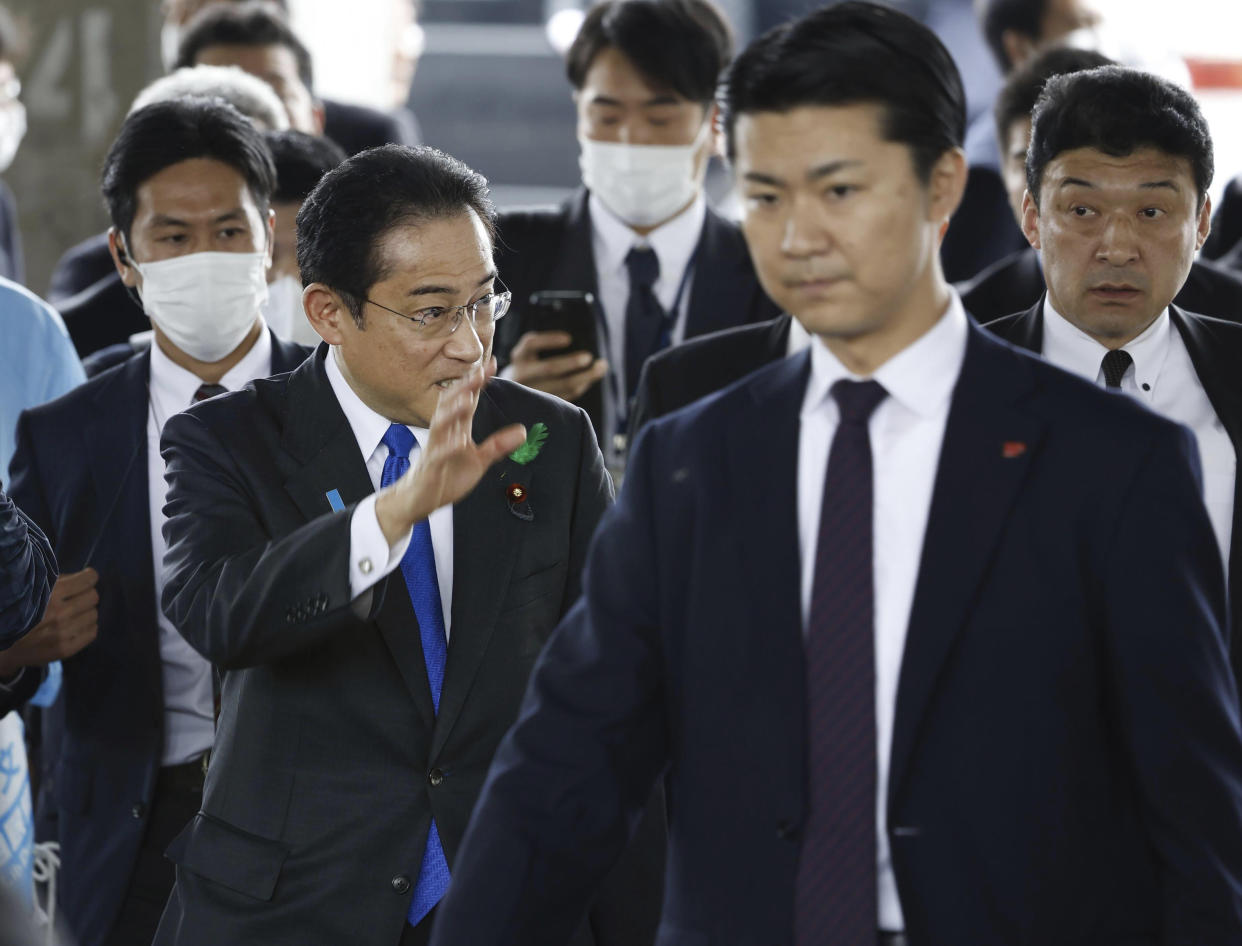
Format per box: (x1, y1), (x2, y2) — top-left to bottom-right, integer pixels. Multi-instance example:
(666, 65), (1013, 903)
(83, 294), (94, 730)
(1204, 173), (1242, 262)
(48, 233), (113, 306)
(939, 164), (1028, 283)
(46, 233), (147, 358)
(432, 323), (1242, 945)
(151, 345), (660, 946)
(986, 299), (1242, 672)
(493, 189), (781, 434)
(959, 246), (1242, 325)
(6, 332), (309, 946)
(628, 314), (791, 439)
(322, 98), (420, 157)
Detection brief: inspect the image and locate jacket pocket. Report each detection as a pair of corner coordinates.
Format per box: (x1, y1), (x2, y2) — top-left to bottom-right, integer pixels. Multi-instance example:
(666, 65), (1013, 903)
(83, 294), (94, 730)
(165, 811), (289, 902)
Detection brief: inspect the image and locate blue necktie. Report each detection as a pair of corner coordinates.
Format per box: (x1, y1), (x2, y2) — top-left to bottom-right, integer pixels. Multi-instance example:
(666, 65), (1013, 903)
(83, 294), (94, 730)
(795, 379), (888, 945)
(379, 424), (450, 927)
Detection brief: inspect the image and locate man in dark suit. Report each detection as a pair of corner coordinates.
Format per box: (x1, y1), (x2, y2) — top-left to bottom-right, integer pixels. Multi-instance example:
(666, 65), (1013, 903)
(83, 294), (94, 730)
(985, 64), (1242, 664)
(150, 144), (659, 946)
(495, 0), (778, 466)
(432, 6), (1242, 944)
(1205, 173), (1242, 264)
(7, 98), (310, 946)
(961, 45), (1242, 323)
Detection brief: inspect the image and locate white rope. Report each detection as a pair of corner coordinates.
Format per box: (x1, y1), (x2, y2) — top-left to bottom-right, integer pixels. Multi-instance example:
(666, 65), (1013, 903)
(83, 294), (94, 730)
(30, 841), (59, 946)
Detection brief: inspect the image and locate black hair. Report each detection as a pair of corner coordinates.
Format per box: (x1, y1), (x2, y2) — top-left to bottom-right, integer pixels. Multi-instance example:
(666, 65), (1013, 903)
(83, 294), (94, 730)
(993, 46), (1113, 145)
(264, 129), (346, 203)
(566, 0), (733, 105)
(174, 1), (314, 92)
(1027, 65), (1214, 206)
(101, 96), (276, 244)
(722, 1), (966, 183)
(296, 145), (495, 326)
(977, 0), (1047, 73)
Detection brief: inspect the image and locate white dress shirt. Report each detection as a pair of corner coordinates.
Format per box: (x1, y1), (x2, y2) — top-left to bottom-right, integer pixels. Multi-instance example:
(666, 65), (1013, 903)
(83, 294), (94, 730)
(325, 348), (454, 638)
(786, 315), (812, 357)
(797, 293), (969, 931)
(589, 192), (706, 460)
(1043, 301), (1235, 566)
(149, 324), (272, 766)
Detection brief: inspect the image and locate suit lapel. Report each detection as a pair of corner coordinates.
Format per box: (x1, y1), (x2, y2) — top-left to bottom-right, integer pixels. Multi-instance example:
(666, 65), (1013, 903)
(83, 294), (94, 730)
(726, 354), (808, 776)
(545, 189), (600, 298)
(888, 327), (1046, 807)
(684, 210), (752, 339)
(430, 387), (527, 758)
(269, 331), (312, 374)
(85, 352), (159, 691)
(1170, 307), (1242, 623)
(280, 346), (435, 728)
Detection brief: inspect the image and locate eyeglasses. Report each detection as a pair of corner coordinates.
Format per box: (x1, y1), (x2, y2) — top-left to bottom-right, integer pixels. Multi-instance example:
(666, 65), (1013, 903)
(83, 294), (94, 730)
(364, 287), (512, 339)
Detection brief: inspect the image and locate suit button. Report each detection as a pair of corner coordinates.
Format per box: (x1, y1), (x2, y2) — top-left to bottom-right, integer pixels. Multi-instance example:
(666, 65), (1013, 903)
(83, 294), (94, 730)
(391, 874), (412, 895)
(776, 820), (799, 842)
(131, 802), (146, 819)
(428, 768), (444, 787)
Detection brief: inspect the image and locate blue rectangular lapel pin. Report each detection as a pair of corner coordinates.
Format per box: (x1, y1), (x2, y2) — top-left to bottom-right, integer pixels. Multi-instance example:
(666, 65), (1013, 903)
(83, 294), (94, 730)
(325, 489), (345, 512)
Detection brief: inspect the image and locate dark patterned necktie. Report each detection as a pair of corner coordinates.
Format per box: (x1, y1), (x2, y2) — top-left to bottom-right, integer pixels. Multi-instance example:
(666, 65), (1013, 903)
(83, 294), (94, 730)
(192, 383), (227, 403)
(624, 246), (663, 405)
(795, 378), (888, 946)
(1100, 349), (1133, 389)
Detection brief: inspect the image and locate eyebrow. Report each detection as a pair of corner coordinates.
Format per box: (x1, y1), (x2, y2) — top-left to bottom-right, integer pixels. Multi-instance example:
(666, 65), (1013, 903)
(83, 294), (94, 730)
(588, 93), (682, 108)
(148, 208), (249, 227)
(1057, 177), (1181, 192)
(406, 271), (498, 298)
(743, 160), (864, 188)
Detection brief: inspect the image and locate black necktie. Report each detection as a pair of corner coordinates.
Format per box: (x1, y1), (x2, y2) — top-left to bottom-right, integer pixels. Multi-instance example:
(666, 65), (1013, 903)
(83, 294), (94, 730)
(1100, 349), (1133, 389)
(193, 383), (227, 403)
(624, 246), (663, 406)
(796, 378), (888, 946)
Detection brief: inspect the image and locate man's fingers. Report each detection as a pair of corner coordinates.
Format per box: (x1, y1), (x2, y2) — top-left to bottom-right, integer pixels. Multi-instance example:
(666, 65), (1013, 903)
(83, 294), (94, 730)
(55, 568), (99, 597)
(478, 424), (529, 465)
(56, 587), (100, 620)
(514, 331), (573, 357)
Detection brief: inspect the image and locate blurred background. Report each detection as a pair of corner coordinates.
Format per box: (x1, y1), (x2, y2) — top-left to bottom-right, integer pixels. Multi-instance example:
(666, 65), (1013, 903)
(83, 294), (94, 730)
(4, 0), (1241, 294)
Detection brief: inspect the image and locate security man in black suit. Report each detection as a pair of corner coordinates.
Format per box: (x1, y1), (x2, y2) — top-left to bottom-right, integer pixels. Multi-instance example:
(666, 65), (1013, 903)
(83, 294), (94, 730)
(494, 0), (778, 465)
(985, 65), (1242, 667)
(961, 45), (1242, 323)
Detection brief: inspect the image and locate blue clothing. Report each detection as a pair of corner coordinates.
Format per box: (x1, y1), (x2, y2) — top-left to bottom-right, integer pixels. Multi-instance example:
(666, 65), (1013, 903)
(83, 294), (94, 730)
(0, 277), (84, 477)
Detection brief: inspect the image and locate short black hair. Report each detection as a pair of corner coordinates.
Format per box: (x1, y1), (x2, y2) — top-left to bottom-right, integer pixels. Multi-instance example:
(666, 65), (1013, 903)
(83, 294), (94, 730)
(296, 145), (496, 326)
(101, 96), (276, 244)
(265, 130), (345, 203)
(722, 1), (966, 183)
(1027, 65), (1214, 207)
(174, 0), (314, 92)
(566, 0), (733, 105)
(977, 0), (1047, 73)
(993, 46), (1113, 144)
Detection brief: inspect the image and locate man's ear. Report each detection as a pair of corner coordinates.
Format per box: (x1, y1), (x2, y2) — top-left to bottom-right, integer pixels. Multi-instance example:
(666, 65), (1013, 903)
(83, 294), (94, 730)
(303, 283), (354, 345)
(927, 147), (967, 227)
(1021, 189), (1042, 249)
(1001, 29), (1035, 71)
(264, 207), (277, 270)
(108, 227), (139, 289)
(312, 101), (326, 137)
(1196, 193), (1213, 252)
(707, 102), (723, 158)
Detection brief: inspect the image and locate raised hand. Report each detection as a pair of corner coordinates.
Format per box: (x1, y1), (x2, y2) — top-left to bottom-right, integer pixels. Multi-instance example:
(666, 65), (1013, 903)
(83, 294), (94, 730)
(374, 362), (527, 546)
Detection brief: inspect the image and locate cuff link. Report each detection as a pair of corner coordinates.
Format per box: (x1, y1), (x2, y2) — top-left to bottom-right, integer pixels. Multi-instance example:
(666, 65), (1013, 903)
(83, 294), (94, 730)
(359, 557), (373, 575)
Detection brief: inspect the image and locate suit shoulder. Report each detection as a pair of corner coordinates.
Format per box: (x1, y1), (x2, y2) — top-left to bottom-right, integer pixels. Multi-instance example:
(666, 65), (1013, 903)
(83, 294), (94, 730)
(19, 354), (139, 427)
(496, 205), (570, 253)
(483, 376), (587, 425)
(175, 370), (290, 441)
(647, 318), (782, 376)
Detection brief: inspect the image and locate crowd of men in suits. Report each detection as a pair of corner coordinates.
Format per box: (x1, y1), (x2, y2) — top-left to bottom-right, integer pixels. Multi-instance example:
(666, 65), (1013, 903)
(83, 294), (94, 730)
(6, 0), (1242, 944)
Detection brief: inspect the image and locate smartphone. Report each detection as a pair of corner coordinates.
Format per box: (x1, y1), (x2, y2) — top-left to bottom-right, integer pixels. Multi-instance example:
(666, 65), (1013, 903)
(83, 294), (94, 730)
(525, 290), (601, 361)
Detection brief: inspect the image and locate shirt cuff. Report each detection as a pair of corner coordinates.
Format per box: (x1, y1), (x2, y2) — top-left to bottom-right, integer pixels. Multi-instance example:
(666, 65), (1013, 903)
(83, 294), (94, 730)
(348, 494), (412, 600)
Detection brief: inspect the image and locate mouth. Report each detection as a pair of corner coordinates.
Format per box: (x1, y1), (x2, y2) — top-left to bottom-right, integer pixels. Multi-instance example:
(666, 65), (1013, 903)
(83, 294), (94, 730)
(786, 276), (846, 292)
(1088, 283), (1143, 303)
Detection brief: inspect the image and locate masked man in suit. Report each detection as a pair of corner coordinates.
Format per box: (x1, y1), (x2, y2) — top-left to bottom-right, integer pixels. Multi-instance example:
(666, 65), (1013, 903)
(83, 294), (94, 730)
(432, 5), (1242, 944)
(151, 144), (660, 946)
(7, 98), (310, 946)
(985, 64), (1242, 672)
(494, 0), (778, 467)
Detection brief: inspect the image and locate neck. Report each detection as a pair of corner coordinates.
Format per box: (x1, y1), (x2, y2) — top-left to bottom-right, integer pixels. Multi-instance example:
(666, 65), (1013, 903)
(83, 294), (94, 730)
(818, 265), (952, 377)
(1045, 290), (1163, 350)
(625, 192), (698, 238)
(154, 319), (262, 384)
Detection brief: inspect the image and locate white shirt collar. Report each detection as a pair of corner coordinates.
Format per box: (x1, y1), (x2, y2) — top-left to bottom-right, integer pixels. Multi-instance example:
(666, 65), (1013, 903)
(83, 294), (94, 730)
(589, 191), (707, 288)
(787, 316), (813, 357)
(149, 318), (272, 420)
(1042, 298), (1172, 390)
(324, 346), (429, 463)
(801, 291), (969, 419)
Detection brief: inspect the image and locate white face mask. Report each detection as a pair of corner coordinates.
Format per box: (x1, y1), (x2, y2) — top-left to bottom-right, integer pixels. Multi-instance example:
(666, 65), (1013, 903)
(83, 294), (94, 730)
(262, 273), (321, 346)
(131, 250), (269, 363)
(579, 119), (710, 228)
(0, 101), (26, 174)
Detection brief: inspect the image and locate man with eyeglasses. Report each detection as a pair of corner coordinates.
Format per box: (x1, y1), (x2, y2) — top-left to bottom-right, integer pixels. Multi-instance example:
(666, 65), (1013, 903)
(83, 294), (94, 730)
(150, 145), (660, 946)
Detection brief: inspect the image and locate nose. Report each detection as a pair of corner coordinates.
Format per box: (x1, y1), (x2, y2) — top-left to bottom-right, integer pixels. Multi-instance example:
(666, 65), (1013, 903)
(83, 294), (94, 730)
(780, 194), (832, 258)
(617, 116), (655, 147)
(443, 314), (485, 364)
(1096, 212), (1140, 266)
